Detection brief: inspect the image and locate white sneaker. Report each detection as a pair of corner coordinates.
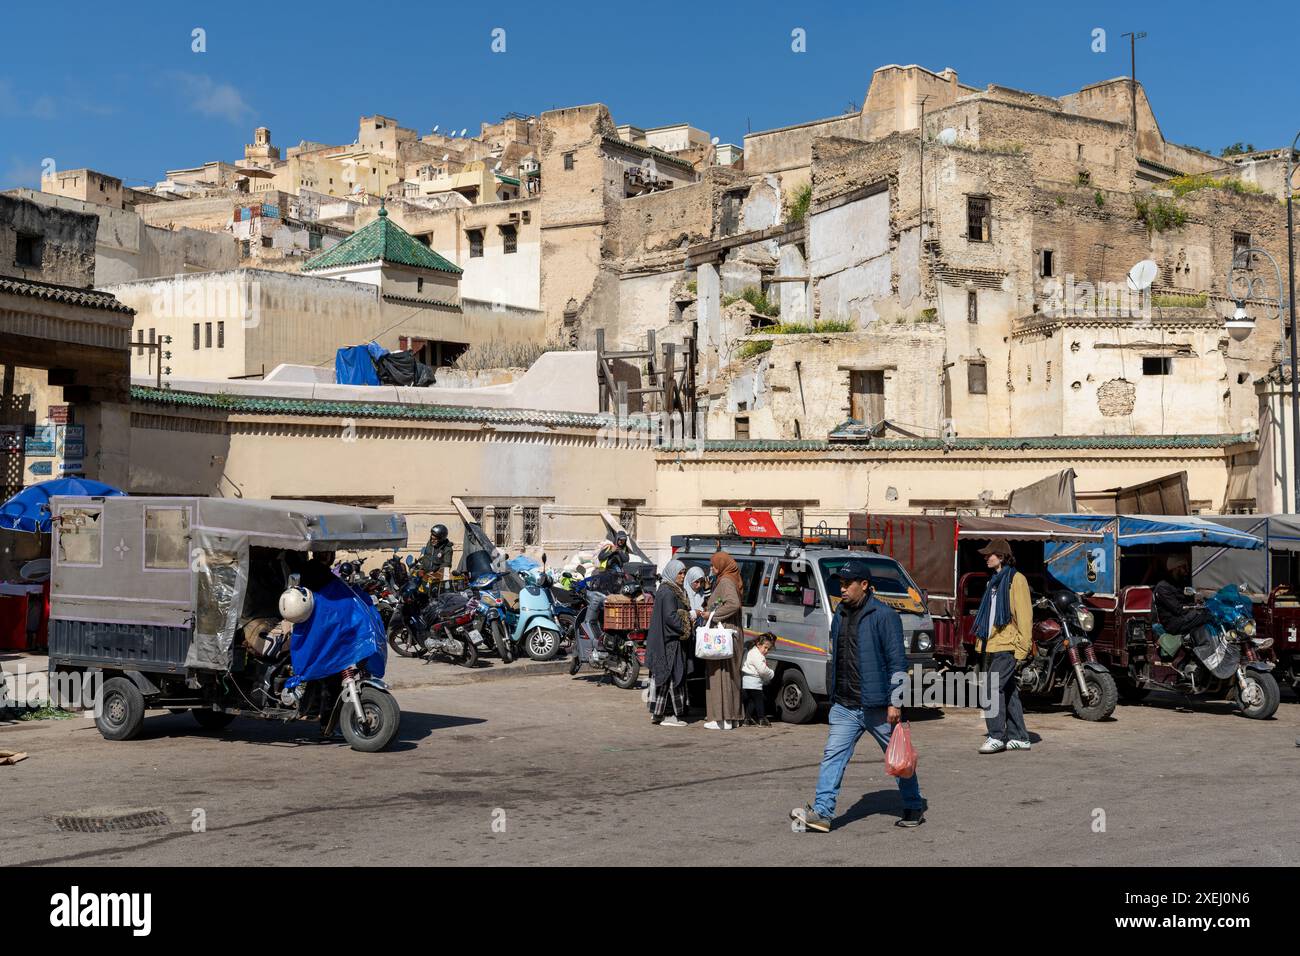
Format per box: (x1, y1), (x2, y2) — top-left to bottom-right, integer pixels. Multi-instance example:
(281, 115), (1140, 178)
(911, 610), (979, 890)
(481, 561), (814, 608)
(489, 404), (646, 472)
(722, 720), (734, 730)
(978, 737), (1006, 754)
(659, 716), (687, 727)
(703, 720), (721, 730)
(1005, 739), (1031, 751)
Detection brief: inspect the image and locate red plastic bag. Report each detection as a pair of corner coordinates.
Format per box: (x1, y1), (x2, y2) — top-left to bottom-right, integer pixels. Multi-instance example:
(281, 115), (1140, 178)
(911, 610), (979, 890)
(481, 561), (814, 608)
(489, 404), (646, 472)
(884, 721), (917, 778)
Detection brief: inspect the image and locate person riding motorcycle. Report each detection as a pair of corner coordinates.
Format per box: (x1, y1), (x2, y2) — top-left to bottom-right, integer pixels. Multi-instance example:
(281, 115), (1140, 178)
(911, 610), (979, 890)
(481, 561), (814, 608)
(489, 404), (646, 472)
(419, 524), (454, 578)
(596, 532), (629, 572)
(1154, 554), (1209, 637)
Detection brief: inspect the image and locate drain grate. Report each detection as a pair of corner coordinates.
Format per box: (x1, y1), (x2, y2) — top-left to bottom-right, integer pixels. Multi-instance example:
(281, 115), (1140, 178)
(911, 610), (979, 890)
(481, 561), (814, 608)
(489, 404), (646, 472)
(51, 808), (171, 833)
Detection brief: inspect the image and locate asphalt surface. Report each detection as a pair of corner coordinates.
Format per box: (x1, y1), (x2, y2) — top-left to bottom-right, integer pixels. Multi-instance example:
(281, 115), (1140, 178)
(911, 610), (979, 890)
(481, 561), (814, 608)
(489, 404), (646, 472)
(1, 673), (1297, 866)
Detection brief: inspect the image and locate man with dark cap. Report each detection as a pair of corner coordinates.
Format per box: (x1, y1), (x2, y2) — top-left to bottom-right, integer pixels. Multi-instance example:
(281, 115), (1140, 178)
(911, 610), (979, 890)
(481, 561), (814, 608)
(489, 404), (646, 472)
(791, 559), (925, 832)
(973, 538), (1033, 754)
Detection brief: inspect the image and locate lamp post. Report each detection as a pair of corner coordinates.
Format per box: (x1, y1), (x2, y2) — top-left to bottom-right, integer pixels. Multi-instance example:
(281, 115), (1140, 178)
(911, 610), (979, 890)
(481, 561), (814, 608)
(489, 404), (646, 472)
(1225, 245), (1291, 507)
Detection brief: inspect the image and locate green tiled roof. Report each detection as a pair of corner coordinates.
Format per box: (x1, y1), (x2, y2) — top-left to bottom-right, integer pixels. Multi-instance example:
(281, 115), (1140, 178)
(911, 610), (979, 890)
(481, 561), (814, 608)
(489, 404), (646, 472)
(0, 276), (135, 314)
(663, 434), (1254, 453)
(495, 174), (521, 186)
(130, 385), (644, 430)
(302, 206), (462, 275)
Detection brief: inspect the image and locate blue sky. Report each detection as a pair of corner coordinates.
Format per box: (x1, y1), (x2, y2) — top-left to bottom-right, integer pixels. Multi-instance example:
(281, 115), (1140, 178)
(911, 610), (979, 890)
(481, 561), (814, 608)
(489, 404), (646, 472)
(2, 0), (1297, 190)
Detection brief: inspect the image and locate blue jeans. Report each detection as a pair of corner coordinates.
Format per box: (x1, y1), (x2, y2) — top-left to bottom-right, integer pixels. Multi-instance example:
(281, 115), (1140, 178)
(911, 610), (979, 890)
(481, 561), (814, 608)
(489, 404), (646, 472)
(813, 703), (924, 818)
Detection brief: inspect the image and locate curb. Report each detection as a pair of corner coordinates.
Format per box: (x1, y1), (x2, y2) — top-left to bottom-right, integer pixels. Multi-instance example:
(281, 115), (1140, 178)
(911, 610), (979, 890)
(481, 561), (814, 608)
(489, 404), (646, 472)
(385, 658), (571, 690)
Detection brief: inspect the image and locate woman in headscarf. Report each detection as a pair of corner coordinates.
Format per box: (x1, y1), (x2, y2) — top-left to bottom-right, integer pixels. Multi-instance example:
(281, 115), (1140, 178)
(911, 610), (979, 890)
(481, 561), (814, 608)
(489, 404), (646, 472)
(702, 550), (745, 730)
(645, 559), (692, 726)
(684, 565), (708, 622)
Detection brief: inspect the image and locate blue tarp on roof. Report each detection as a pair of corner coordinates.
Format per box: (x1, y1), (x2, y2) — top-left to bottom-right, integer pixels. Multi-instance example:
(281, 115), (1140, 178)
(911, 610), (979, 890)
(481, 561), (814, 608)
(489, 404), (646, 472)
(1017, 514), (1263, 596)
(334, 342), (387, 386)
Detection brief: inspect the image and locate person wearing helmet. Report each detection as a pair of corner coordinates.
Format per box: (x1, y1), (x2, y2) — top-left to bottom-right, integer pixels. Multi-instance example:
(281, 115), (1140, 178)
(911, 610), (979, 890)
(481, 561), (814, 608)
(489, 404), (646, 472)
(596, 532), (629, 572)
(419, 524), (454, 579)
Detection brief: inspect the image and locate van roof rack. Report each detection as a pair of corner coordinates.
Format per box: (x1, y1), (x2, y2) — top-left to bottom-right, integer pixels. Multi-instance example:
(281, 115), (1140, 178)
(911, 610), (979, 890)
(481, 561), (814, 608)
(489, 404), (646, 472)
(671, 527), (882, 556)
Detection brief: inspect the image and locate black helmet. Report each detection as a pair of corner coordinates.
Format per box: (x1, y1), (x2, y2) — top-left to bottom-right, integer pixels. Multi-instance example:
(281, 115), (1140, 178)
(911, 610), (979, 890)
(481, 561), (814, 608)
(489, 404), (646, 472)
(431, 524), (448, 541)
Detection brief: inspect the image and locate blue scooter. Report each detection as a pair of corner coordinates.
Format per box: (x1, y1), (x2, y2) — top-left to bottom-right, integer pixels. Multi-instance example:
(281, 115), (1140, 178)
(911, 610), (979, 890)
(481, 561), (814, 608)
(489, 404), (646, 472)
(510, 555), (565, 661)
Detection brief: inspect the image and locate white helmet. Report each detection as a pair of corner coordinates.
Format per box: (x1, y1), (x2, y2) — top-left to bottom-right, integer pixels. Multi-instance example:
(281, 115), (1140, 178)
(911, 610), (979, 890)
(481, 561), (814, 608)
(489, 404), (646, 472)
(278, 586), (315, 624)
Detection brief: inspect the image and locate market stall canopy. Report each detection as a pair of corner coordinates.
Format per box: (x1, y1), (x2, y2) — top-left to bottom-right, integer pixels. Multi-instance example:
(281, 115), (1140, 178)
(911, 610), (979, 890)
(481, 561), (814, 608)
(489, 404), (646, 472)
(1192, 514), (1300, 595)
(0, 479), (125, 533)
(1033, 513), (1263, 597)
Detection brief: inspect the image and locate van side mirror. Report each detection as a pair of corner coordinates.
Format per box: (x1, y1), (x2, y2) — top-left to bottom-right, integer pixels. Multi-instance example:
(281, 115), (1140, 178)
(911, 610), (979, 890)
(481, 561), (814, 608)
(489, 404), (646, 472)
(802, 587), (817, 608)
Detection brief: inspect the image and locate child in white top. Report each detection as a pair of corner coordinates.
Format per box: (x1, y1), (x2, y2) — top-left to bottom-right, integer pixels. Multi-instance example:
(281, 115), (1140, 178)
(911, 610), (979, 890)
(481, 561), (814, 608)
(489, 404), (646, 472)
(741, 633), (777, 726)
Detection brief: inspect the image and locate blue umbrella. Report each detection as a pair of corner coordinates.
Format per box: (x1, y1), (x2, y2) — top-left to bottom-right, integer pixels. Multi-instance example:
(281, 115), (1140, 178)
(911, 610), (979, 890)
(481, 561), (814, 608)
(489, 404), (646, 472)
(0, 479), (126, 533)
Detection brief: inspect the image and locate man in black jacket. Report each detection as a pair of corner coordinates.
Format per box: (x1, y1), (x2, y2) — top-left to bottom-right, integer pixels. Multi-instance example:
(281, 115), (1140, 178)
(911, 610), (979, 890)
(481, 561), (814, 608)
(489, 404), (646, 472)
(1153, 554), (1207, 636)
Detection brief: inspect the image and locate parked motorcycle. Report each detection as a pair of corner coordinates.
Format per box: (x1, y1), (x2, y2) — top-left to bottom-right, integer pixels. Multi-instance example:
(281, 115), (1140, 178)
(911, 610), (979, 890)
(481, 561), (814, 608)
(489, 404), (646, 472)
(569, 576), (645, 689)
(466, 569), (516, 662)
(1022, 589), (1118, 721)
(1136, 584), (1280, 719)
(387, 572), (481, 667)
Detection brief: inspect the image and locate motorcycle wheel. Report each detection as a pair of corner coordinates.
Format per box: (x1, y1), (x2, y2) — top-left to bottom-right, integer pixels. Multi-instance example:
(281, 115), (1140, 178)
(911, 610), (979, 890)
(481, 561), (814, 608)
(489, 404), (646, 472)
(569, 654), (582, 676)
(387, 623), (422, 658)
(338, 685), (401, 752)
(611, 651), (641, 690)
(1235, 671), (1280, 719)
(458, 636), (479, 668)
(491, 619), (514, 663)
(1068, 670), (1118, 721)
(524, 626), (560, 661)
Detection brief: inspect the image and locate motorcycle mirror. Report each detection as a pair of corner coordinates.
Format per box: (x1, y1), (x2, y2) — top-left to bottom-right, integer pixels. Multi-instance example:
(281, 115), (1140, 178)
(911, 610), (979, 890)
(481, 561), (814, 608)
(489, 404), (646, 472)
(406, 555), (416, 566)
(1184, 587), (1196, 597)
(541, 552), (548, 567)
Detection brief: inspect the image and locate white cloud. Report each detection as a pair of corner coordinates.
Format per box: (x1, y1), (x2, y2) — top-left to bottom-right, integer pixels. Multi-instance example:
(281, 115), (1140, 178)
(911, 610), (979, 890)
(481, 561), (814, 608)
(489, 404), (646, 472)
(0, 79), (57, 119)
(169, 72), (253, 124)
(1, 156), (43, 190)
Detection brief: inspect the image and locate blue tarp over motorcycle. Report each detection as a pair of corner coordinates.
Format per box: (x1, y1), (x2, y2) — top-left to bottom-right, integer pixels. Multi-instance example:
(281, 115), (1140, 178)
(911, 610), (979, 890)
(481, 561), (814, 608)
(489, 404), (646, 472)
(287, 576), (387, 688)
(334, 342), (388, 386)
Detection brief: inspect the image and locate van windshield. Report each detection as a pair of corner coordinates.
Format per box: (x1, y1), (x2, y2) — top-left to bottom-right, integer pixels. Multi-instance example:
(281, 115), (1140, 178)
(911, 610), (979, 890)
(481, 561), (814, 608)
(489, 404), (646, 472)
(819, 556), (916, 598)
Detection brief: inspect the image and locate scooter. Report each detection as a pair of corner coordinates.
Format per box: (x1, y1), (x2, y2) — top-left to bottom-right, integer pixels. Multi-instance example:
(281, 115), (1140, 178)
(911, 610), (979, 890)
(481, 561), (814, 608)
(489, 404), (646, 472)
(513, 555), (565, 661)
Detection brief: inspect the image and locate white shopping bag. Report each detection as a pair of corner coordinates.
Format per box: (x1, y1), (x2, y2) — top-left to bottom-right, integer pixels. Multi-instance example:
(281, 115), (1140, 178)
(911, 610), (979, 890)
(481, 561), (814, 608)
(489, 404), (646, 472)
(694, 612), (734, 660)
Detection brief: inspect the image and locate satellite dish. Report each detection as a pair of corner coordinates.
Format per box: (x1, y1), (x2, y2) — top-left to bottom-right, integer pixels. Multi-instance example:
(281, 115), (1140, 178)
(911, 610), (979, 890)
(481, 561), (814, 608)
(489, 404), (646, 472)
(711, 136), (719, 145)
(937, 127), (958, 146)
(442, 153), (449, 161)
(459, 128), (467, 137)
(493, 162), (501, 172)
(1127, 259), (1158, 292)
(432, 124), (439, 133)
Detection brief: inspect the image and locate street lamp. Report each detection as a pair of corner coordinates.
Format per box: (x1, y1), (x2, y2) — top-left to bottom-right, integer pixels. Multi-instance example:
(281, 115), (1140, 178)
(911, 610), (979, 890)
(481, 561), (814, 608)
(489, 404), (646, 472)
(1225, 244), (1290, 503)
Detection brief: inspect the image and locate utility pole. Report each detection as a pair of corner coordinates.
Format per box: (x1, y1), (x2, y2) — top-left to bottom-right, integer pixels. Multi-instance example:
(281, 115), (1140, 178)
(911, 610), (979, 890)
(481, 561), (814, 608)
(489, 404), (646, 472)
(1286, 133), (1300, 511)
(917, 95), (931, 233)
(1121, 31), (1147, 134)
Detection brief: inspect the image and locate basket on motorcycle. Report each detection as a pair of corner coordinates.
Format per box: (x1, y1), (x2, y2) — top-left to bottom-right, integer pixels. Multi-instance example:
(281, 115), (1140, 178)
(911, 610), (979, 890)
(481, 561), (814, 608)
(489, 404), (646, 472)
(602, 593), (654, 631)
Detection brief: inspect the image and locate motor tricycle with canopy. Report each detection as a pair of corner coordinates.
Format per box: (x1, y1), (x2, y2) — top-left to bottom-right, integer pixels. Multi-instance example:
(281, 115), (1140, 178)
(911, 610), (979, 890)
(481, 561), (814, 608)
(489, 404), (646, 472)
(849, 514), (1115, 719)
(47, 495), (407, 750)
(1194, 513), (1300, 695)
(1033, 513), (1279, 719)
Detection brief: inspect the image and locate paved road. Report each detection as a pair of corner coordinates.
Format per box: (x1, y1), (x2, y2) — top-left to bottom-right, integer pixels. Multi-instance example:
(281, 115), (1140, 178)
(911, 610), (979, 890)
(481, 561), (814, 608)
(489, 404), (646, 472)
(1, 674), (1297, 866)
